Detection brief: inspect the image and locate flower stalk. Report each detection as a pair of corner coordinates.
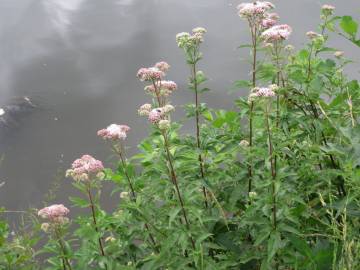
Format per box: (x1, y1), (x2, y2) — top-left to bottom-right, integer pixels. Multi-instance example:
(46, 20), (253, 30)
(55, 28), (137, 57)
(54, 227), (72, 270)
(264, 103), (277, 230)
(86, 184), (106, 257)
(161, 131), (196, 250)
(191, 61), (209, 209)
(176, 27), (209, 208)
(110, 144), (159, 251)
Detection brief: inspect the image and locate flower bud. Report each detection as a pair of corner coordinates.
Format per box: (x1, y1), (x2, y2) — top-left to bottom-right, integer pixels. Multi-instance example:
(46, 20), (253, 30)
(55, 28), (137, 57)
(239, 140), (250, 147)
(158, 119), (171, 130)
(249, 191), (257, 199)
(163, 104), (175, 113)
(41, 223), (50, 233)
(120, 191), (129, 199)
(334, 51), (344, 58)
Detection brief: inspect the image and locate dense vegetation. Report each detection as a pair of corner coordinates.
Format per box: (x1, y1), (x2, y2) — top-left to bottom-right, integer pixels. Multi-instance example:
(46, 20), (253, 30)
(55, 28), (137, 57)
(1, 2), (360, 269)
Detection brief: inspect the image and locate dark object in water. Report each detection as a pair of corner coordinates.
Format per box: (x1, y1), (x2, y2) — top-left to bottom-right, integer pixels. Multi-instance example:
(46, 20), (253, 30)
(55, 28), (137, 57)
(0, 96), (36, 130)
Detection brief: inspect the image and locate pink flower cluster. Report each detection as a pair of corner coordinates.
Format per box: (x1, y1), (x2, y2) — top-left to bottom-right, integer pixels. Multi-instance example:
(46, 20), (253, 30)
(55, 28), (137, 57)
(137, 61), (177, 102)
(38, 204), (69, 223)
(145, 80), (178, 96)
(66, 154), (104, 182)
(148, 108), (164, 124)
(249, 85), (278, 101)
(138, 104), (175, 124)
(261, 24), (292, 42)
(261, 13), (279, 28)
(137, 67), (164, 82)
(237, 1), (274, 18)
(97, 124), (130, 140)
(154, 61), (170, 73)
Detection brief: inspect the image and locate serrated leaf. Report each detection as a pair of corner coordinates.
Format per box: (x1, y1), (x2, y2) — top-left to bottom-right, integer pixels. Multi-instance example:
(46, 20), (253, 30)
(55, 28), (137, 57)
(267, 231), (281, 262)
(340, 16), (358, 37)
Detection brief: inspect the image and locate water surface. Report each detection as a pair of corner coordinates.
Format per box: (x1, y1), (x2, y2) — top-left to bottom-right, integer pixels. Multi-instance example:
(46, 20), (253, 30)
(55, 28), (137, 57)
(0, 0), (359, 213)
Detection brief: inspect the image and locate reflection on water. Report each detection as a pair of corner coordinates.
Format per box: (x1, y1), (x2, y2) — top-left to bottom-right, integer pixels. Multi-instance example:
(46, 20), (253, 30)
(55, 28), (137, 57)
(43, 0), (86, 39)
(0, 0), (359, 211)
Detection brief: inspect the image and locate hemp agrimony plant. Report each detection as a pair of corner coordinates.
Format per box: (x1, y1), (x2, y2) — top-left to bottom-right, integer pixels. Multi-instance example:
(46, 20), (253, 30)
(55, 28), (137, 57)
(1, 2), (360, 270)
(176, 28), (210, 208)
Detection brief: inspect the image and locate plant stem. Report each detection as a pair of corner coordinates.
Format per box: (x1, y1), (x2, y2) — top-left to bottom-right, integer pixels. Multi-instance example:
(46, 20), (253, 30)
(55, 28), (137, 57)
(114, 146), (159, 251)
(305, 44), (346, 196)
(265, 104), (277, 230)
(191, 60), (208, 209)
(86, 186), (106, 257)
(152, 79), (162, 107)
(161, 131), (196, 250)
(54, 227), (72, 270)
(117, 149), (136, 198)
(247, 23), (257, 194)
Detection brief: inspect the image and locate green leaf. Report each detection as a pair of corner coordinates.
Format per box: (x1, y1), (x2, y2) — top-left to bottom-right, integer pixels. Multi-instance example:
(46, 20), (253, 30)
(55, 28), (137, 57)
(202, 110), (213, 121)
(340, 16), (358, 37)
(289, 236), (313, 259)
(267, 231), (281, 262)
(234, 80), (252, 89)
(168, 207), (181, 227)
(69, 196), (89, 208)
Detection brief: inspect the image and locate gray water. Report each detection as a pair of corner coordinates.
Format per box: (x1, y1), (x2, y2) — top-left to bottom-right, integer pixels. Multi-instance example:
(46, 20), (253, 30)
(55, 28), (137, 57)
(0, 0), (359, 213)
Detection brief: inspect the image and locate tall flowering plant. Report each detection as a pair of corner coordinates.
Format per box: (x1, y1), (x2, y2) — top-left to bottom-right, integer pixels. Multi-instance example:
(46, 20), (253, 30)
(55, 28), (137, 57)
(176, 27), (211, 209)
(1, 2), (360, 270)
(137, 62), (196, 251)
(66, 155), (107, 267)
(38, 204), (72, 270)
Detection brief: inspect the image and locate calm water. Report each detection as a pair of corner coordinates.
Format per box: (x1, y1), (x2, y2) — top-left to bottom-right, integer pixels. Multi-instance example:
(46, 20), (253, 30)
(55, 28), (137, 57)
(0, 0), (359, 213)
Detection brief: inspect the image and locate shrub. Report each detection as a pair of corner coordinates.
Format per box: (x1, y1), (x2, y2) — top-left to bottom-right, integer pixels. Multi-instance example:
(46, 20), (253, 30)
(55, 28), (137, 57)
(1, 2), (360, 269)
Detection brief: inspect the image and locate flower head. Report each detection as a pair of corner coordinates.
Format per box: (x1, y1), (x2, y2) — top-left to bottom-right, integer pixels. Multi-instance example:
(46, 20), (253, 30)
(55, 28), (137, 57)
(306, 31), (322, 40)
(239, 140), (250, 147)
(155, 61), (170, 73)
(334, 51), (344, 58)
(176, 27), (206, 48)
(261, 18), (277, 28)
(97, 124), (130, 141)
(261, 24), (292, 42)
(163, 104), (175, 113)
(148, 108), (164, 124)
(66, 155), (104, 182)
(261, 12), (279, 28)
(321, 4), (335, 15)
(41, 223), (50, 232)
(38, 204), (69, 223)
(158, 119), (171, 130)
(176, 32), (190, 43)
(145, 80), (178, 96)
(251, 85), (277, 98)
(138, 103), (152, 116)
(192, 27), (207, 34)
(249, 191), (257, 199)
(137, 67), (164, 81)
(120, 191), (129, 199)
(237, 1), (274, 19)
